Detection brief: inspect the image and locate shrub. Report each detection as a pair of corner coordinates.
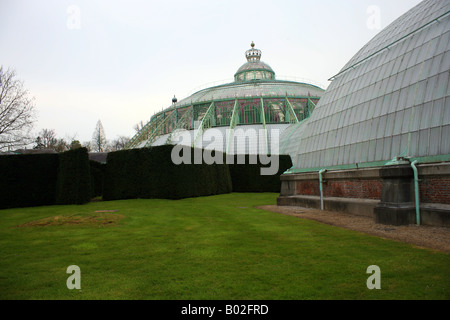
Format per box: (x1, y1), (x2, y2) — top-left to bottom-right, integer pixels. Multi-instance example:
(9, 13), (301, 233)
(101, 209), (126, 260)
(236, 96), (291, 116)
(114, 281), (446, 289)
(228, 154), (292, 193)
(103, 145), (232, 201)
(55, 148), (92, 205)
(0, 153), (59, 209)
(90, 160), (106, 198)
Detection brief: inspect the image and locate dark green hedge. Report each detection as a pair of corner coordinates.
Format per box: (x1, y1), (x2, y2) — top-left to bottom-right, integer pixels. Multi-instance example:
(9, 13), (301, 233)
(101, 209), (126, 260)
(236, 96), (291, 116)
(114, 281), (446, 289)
(0, 153), (59, 209)
(103, 145), (232, 200)
(55, 148), (92, 205)
(0, 145), (290, 209)
(228, 154), (292, 193)
(90, 160), (106, 198)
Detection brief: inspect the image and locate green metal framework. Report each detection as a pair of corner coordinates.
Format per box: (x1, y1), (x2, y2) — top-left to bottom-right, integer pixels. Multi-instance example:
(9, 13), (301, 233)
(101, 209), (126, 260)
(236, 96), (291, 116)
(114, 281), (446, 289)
(166, 106), (194, 145)
(125, 95), (320, 150)
(193, 102), (215, 147)
(260, 98), (269, 154)
(226, 99), (239, 154)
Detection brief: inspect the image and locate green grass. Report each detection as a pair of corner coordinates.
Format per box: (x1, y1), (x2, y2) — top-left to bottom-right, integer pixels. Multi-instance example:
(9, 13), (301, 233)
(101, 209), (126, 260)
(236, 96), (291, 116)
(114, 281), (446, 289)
(0, 193), (448, 300)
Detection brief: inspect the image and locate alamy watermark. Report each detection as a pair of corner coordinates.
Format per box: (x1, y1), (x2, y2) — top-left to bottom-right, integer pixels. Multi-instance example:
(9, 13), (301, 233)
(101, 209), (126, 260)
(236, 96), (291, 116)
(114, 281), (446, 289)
(366, 5), (381, 30)
(66, 265), (81, 290)
(366, 265), (381, 289)
(170, 127), (281, 176)
(67, 5), (81, 30)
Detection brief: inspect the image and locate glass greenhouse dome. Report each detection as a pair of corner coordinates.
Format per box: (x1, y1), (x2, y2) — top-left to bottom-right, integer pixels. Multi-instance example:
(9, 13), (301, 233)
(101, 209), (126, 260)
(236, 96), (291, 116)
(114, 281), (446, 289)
(125, 42), (325, 154)
(281, 0), (450, 171)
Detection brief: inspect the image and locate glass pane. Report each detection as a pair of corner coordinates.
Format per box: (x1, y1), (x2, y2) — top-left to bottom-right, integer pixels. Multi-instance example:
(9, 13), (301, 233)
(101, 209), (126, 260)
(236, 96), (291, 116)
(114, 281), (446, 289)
(418, 129), (430, 156)
(441, 125), (450, 154)
(430, 98), (444, 127)
(429, 127), (441, 155)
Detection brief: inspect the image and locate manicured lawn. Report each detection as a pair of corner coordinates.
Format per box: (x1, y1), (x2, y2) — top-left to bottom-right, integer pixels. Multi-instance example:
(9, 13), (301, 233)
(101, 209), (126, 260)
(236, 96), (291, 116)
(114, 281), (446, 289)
(0, 193), (448, 300)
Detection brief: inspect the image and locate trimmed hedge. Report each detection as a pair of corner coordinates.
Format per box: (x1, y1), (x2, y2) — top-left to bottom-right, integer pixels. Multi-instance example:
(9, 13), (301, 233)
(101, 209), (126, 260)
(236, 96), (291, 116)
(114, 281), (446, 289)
(0, 153), (59, 209)
(55, 148), (92, 205)
(90, 160), (106, 198)
(103, 145), (232, 200)
(0, 145), (290, 209)
(228, 154), (292, 193)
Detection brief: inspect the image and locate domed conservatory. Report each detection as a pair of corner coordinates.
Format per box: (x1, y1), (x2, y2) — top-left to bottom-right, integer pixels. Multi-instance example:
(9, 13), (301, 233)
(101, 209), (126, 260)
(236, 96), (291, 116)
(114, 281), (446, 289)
(125, 43), (325, 154)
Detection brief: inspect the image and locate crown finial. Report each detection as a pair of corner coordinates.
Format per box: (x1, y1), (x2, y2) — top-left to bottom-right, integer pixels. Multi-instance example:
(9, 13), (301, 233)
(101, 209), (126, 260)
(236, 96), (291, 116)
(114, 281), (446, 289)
(245, 42), (261, 62)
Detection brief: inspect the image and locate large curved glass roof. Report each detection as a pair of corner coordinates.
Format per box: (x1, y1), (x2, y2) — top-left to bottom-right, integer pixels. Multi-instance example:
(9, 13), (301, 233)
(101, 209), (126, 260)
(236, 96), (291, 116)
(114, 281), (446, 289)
(283, 0), (450, 171)
(125, 42), (326, 151)
(235, 61), (274, 74)
(175, 80), (324, 108)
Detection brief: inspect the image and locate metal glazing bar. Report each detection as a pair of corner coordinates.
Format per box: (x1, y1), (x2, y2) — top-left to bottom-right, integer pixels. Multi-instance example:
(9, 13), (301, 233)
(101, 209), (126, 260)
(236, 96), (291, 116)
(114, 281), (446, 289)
(307, 98), (316, 116)
(166, 106), (194, 145)
(285, 97), (299, 124)
(124, 118), (157, 149)
(144, 111), (177, 147)
(192, 101), (215, 148)
(226, 98), (239, 154)
(260, 98), (269, 154)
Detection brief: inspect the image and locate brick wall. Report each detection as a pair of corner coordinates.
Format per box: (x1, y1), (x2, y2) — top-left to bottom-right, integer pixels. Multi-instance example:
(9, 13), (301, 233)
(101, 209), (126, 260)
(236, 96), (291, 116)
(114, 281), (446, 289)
(296, 179), (382, 200)
(324, 180), (382, 200)
(285, 163), (450, 205)
(420, 177), (450, 205)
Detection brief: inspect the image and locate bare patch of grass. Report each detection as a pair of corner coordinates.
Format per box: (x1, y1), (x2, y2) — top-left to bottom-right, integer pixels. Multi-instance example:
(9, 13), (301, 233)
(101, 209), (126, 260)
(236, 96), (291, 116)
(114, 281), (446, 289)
(16, 212), (125, 228)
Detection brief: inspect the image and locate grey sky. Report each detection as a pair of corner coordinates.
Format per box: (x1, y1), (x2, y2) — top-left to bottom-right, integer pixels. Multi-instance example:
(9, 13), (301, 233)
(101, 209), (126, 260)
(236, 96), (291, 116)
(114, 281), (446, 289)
(0, 0), (422, 144)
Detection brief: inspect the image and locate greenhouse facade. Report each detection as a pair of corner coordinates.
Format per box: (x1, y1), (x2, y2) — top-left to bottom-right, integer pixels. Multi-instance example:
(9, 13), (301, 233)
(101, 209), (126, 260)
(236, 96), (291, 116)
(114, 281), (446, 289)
(278, 0), (450, 227)
(125, 42), (325, 155)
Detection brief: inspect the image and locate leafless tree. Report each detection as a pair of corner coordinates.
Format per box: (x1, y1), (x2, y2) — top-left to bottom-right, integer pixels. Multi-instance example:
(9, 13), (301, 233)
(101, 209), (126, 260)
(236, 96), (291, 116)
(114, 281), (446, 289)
(34, 128), (57, 149)
(134, 120), (145, 133)
(0, 66), (37, 150)
(92, 119), (107, 152)
(109, 135), (130, 151)
(82, 141), (92, 152)
(53, 138), (69, 152)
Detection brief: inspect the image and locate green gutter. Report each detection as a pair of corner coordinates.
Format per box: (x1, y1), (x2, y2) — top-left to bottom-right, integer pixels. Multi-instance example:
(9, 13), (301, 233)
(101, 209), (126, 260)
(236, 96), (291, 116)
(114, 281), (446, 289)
(284, 154), (450, 174)
(411, 160), (421, 225)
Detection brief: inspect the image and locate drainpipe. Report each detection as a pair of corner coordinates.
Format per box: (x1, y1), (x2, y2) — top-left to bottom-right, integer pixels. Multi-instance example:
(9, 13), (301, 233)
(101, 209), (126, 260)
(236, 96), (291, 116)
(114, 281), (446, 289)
(410, 160), (420, 225)
(319, 169), (327, 211)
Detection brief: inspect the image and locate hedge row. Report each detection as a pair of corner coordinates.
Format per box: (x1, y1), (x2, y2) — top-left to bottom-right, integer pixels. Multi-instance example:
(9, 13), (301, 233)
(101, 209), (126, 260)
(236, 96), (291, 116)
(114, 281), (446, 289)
(0, 145), (292, 209)
(103, 145), (232, 200)
(0, 153), (59, 209)
(228, 154), (292, 193)
(90, 160), (106, 198)
(56, 148), (92, 205)
(0, 148), (92, 209)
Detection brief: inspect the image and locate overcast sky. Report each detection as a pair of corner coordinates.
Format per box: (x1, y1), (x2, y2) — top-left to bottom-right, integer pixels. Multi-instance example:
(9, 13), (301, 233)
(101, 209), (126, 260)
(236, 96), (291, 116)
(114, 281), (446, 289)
(0, 0), (423, 144)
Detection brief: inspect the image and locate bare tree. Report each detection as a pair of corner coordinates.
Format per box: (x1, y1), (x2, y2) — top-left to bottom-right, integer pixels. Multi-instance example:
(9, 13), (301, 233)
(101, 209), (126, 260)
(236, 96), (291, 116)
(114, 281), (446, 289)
(92, 119), (107, 152)
(82, 141), (92, 152)
(0, 66), (37, 150)
(109, 135), (130, 151)
(34, 128), (57, 149)
(53, 138), (69, 152)
(134, 120), (145, 133)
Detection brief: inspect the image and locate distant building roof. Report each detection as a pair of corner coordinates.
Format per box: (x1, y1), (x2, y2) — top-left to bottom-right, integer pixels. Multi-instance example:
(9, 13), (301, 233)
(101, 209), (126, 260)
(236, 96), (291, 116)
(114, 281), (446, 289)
(89, 152), (108, 163)
(14, 148), (57, 154)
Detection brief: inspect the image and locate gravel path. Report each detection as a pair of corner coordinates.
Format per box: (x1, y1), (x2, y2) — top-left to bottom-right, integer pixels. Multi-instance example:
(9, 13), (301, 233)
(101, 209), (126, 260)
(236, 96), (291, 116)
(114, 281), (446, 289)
(257, 205), (450, 254)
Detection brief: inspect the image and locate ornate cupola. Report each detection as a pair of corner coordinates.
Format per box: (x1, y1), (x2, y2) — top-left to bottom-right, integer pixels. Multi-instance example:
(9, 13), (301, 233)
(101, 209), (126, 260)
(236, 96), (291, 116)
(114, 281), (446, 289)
(245, 41), (262, 62)
(234, 42), (275, 82)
